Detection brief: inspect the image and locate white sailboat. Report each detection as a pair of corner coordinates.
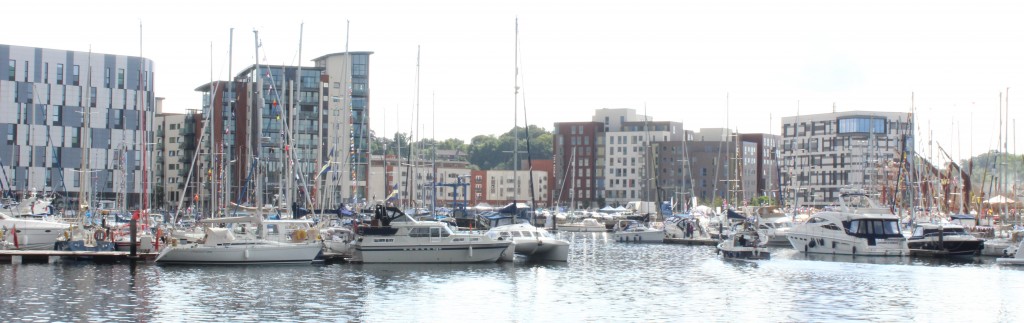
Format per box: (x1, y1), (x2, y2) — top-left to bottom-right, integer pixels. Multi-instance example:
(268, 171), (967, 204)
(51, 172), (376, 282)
(483, 19), (570, 261)
(156, 32), (321, 265)
(155, 215), (322, 264)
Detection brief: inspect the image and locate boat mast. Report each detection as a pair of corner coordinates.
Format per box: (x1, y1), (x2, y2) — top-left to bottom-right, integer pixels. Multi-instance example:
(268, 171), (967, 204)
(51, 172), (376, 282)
(254, 30), (263, 219)
(512, 18), (519, 223)
(224, 28), (233, 215)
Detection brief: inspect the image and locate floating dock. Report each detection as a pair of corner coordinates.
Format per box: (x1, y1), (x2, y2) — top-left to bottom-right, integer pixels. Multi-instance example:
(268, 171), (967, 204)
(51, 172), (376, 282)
(0, 250), (159, 264)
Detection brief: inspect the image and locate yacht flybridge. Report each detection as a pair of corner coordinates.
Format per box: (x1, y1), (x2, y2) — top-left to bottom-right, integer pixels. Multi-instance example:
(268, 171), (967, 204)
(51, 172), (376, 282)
(787, 189), (908, 256)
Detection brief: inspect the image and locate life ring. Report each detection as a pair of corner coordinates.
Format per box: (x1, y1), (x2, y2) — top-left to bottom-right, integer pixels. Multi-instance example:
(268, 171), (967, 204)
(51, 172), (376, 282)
(94, 230), (107, 241)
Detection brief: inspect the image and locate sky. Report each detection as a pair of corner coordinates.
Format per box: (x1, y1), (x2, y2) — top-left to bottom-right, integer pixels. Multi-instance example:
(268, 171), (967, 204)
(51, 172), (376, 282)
(4, 0), (1024, 162)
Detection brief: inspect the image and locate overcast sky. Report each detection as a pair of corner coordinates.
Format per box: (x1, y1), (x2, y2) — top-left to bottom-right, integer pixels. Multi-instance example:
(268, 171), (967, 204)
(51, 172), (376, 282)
(5, 0), (1023, 161)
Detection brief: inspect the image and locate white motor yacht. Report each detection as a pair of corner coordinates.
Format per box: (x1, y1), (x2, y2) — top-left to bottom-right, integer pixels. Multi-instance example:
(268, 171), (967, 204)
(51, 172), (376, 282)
(0, 212), (70, 250)
(787, 189), (908, 256)
(486, 222), (570, 261)
(612, 220), (664, 243)
(155, 215), (322, 265)
(717, 223), (771, 260)
(997, 238), (1024, 265)
(349, 206), (512, 263)
(758, 216), (795, 246)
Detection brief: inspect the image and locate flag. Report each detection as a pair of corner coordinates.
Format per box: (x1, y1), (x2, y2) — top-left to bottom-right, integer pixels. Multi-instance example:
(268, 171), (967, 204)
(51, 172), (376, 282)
(318, 163), (332, 178)
(386, 189), (399, 202)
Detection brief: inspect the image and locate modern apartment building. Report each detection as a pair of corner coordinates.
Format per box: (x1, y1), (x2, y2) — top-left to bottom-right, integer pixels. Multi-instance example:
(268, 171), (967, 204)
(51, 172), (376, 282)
(739, 133), (782, 203)
(152, 97), (187, 211)
(313, 51), (373, 205)
(779, 110), (913, 208)
(552, 121), (603, 209)
(0, 44), (155, 211)
(190, 64), (325, 213)
(603, 118), (685, 207)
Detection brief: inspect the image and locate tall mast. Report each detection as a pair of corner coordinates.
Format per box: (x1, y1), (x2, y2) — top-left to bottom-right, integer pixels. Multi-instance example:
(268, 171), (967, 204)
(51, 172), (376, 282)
(253, 30), (263, 217)
(139, 22), (148, 215)
(513, 18), (520, 222)
(79, 48), (93, 214)
(224, 28), (234, 213)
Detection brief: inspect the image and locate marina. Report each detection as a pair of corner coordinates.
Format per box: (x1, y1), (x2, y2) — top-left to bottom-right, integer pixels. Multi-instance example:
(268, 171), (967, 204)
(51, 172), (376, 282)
(1, 232), (1022, 322)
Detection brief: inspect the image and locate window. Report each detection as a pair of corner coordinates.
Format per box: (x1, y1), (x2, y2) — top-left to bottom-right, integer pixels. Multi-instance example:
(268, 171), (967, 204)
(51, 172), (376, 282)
(44, 63), (49, 83)
(52, 150), (61, 167)
(6, 127), (14, 144)
(72, 65), (80, 85)
(838, 117), (886, 134)
(23, 61), (28, 82)
(117, 68), (125, 89)
(90, 87), (97, 107)
(52, 108), (61, 126)
(105, 68), (111, 88)
(9, 60), (16, 81)
(352, 55), (368, 76)
(71, 130), (80, 147)
(56, 63), (64, 84)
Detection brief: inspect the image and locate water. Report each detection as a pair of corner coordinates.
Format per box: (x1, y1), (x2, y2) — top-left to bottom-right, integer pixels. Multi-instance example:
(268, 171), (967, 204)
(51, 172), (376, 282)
(2, 232), (1022, 322)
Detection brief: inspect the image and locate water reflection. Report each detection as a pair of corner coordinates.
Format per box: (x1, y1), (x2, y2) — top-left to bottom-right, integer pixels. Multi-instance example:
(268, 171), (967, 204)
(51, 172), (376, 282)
(1, 236), (1022, 322)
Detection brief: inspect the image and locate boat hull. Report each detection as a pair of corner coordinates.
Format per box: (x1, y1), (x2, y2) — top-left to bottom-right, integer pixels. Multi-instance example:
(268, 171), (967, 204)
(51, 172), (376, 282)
(788, 233), (908, 256)
(1, 221), (69, 250)
(351, 242), (511, 263)
(907, 239), (984, 256)
(613, 230), (664, 243)
(557, 225), (606, 232)
(996, 258), (1024, 265)
(717, 243), (771, 260)
(155, 242), (322, 265)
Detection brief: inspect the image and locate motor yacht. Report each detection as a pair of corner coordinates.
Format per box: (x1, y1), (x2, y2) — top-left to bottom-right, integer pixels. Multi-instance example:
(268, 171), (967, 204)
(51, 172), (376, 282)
(558, 217), (607, 232)
(907, 223), (984, 256)
(997, 238), (1024, 265)
(0, 212), (70, 250)
(612, 220), (664, 243)
(486, 222), (570, 261)
(787, 189), (908, 256)
(349, 205), (512, 263)
(717, 222), (771, 260)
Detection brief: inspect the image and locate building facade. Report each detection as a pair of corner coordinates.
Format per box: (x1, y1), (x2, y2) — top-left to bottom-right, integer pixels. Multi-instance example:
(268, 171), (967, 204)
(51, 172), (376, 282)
(313, 51), (373, 205)
(552, 121), (603, 209)
(779, 110), (913, 208)
(153, 97), (187, 211)
(0, 44), (155, 211)
(603, 119), (684, 207)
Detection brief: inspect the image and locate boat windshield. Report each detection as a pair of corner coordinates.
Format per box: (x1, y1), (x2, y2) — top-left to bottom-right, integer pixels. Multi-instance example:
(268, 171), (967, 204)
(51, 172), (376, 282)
(843, 194), (879, 209)
(847, 219), (902, 238)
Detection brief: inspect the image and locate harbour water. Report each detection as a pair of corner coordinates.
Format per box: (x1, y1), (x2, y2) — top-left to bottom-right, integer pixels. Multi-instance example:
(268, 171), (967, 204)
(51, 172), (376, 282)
(2, 232), (1022, 322)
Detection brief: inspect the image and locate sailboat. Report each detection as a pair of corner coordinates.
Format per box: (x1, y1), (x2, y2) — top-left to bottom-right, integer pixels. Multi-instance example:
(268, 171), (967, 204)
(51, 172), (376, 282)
(482, 19), (570, 261)
(156, 31), (321, 265)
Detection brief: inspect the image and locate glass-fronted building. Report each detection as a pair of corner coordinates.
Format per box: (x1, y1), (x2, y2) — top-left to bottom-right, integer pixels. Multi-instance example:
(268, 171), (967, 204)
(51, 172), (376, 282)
(779, 111), (913, 208)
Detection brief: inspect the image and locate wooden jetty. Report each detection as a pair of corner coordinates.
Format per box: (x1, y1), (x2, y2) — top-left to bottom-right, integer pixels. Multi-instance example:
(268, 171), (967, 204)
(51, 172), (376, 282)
(664, 238), (719, 246)
(0, 250), (159, 264)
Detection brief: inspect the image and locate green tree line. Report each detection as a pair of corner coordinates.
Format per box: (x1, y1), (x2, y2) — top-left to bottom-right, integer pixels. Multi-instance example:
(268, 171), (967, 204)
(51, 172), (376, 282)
(371, 125), (553, 170)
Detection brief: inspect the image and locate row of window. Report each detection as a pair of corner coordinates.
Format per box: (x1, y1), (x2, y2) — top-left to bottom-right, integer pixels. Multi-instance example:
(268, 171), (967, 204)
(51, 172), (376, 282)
(8, 60), (136, 89)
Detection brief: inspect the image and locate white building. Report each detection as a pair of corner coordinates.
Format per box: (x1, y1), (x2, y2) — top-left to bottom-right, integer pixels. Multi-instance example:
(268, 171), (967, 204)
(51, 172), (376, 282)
(780, 110), (913, 208)
(599, 109), (684, 206)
